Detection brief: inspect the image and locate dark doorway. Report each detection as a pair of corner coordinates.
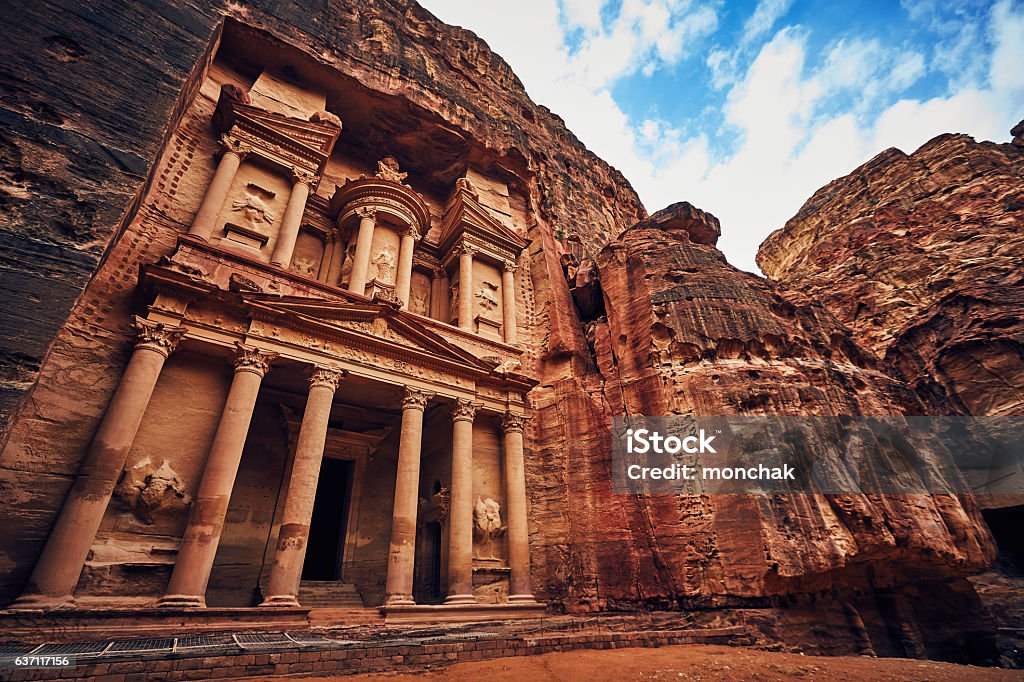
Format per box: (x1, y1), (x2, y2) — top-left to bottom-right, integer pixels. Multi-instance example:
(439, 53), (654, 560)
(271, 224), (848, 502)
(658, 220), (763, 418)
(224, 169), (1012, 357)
(414, 522), (443, 603)
(302, 458), (353, 581)
(983, 504), (1024, 575)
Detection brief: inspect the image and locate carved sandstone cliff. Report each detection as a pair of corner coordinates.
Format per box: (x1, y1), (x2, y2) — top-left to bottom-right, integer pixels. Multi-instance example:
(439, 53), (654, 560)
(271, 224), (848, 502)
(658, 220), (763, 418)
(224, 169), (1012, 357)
(757, 127), (1024, 416)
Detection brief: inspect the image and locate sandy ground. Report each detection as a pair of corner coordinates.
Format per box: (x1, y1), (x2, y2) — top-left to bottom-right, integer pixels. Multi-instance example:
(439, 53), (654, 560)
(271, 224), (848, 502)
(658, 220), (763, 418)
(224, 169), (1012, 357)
(301, 645), (1024, 681)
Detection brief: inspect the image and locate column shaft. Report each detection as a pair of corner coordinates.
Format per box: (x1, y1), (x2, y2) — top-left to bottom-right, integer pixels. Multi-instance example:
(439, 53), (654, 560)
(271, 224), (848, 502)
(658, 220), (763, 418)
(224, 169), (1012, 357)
(458, 248), (474, 332)
(11, 318), (185, 610)
(439, 271), (451, 323)
(395, 230), (416, 310)
(326, 237), (344, 286)
(444, 400), (477, 604)
(348, 210), (376, 296)
(502, 413), (536, 603)
(158, 345), (275, 608)
(189, 140), (245, 241)
(317, 240), (335, 282)
(501, 264), (518, 345)
(270, 174), (313, 268)
(261, 367), (342, 607)
(384, 388), (431, 605)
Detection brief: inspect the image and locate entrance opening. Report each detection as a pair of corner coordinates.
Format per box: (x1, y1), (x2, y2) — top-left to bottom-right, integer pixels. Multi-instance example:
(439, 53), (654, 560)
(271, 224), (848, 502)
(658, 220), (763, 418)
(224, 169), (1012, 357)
(302, 457), (353, 580)
(982, 505), (1024, 575)
(414, 522), (443, 603)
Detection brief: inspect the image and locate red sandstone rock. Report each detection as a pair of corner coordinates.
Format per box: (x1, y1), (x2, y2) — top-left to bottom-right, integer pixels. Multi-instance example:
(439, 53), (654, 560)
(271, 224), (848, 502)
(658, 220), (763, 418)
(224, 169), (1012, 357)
(757, 127), (1024, 416)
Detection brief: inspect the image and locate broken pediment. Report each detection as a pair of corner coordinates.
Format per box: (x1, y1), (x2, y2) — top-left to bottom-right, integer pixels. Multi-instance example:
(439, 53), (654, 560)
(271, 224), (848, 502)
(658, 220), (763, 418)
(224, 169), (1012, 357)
(212, 84), (341, 175)
(438, 179), (529, 259)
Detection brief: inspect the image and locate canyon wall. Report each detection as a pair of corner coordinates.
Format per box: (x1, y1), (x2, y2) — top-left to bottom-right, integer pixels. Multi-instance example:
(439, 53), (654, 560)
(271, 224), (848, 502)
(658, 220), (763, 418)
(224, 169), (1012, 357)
(758, 128), (1024, 417)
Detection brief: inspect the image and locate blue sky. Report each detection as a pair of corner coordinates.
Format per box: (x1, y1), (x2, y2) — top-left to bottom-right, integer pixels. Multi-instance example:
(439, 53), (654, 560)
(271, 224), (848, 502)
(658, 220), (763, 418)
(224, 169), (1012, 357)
(419, 0), (1024, 272)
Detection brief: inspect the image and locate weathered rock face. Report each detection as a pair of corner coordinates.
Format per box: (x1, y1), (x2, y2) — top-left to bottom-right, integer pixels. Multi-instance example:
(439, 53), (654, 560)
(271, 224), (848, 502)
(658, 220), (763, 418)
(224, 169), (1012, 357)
(757, 129), (1024, 417)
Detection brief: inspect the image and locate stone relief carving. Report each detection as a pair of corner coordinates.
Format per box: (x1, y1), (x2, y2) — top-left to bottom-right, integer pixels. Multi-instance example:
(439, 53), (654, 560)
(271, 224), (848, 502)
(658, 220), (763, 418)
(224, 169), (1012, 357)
(291, 255), (318, 277)
(410, 286), (429, 316)
(476, 280), (500, 311)
(309, 110), (342, 129)
(228, 272), (263, 293)
(372, 246), (396, 282)
(449, 283), (459, 320)
(232, 183), (276, 227)
(494, 358), (523, 375)
(155, 254), (209, 281)
(375, 155), (408, 183)
(473, 496), (506, 560)
(114, 458), (191, 524)
(340, 243), (356, 286)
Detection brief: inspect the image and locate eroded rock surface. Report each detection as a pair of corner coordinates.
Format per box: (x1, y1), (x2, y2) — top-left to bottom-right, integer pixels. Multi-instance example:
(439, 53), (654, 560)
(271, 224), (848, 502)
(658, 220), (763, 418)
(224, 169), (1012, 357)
(757, 128), (1024, 416)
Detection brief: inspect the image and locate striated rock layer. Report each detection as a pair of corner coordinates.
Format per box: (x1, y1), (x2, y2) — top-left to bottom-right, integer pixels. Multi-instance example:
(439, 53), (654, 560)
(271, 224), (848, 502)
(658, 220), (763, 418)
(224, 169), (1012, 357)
(0, 0), (1005, 663)
(757, 129), (1024, 417)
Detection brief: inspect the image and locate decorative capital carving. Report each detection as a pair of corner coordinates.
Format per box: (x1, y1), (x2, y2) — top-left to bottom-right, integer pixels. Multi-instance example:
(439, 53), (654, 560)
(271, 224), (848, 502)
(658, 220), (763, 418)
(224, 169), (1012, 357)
(451, 398), (479, 423)
(232, 343), (277, 377)
(355, 206), (377, 221)
(291, 167), (319, 188)
(433, 266), (448, 280)
(309, 365), (344, 391)
(401, 387), (434, 411)
(309, 110), (342, 129)
(219, 134), (252, 159)
(501, 411), (529, 434)
(132, 317), (187, 358)
(456, 243), (478, 258)
(401, 225), (421, 241)
(503, 260), (519, 273)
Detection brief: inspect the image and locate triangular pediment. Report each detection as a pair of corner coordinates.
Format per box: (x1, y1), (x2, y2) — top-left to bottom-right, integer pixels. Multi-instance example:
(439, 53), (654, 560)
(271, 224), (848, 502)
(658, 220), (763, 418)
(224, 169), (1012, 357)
(230, 104), (340, 156)
(242, 294), (493, 372)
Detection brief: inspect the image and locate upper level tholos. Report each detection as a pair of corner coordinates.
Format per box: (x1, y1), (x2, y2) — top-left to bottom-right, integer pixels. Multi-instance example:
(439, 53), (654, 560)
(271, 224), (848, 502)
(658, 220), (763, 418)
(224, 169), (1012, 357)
(157, 22), (533, 353)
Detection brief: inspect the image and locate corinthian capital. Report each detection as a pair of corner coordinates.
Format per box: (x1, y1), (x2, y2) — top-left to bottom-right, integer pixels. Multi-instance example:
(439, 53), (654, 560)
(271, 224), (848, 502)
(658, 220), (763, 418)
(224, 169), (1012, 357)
(233, 343), (277, 377)
(132, 316), (187, 358)
(355, 206), (377, 221)
(402, 386), (434, 411)
(503, 260), (519, 273)
(219, 134), (252, 159)
(291, 167), (319, 188)
(309, 365), (345, 391)
(501, 411), (529, 434)
(451, 398), (479, 423)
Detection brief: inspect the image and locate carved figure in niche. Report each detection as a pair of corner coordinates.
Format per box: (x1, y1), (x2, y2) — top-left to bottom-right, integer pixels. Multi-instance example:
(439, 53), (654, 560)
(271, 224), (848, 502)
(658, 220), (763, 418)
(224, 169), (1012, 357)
(476, 280), (500, 311)
(473, 496), (506, 560)
(340, 243), (356, 286)
(376, 155), (408, 183)
(410, 285), (429, 316)
(373, 246), (395, 282)
(232, 183), (276, 228)
(114, 458), (191, 524)
(291, 255), (318, 277)
(449, 283), (459, 321)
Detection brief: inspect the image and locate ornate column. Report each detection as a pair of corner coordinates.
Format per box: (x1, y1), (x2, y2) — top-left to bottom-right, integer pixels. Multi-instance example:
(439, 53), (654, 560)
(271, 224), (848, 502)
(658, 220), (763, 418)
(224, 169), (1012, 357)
(444, 399), (477, 605)
(158, 344), (276, 608)
(502, 412), (537, 603)
(189, 135), (250, 242)
(348, 207), (376, 296)
(326, 233), (345, 286)
(437, 268), (451, 323)
(395, 227), (418, 310)
(11, 318), (186, 610)
(270, 168), (318, 268)
(261, 366), (343, 607)
(384, 387), (433, 605)
(457, 245), (475, 332)
(501, 261), (518, 345)
(317, 236), (335, 282)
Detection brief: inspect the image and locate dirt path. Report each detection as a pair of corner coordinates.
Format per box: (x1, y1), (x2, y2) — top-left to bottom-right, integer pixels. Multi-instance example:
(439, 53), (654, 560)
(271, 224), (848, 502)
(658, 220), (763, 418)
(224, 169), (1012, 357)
(306, 645), (1024, 681)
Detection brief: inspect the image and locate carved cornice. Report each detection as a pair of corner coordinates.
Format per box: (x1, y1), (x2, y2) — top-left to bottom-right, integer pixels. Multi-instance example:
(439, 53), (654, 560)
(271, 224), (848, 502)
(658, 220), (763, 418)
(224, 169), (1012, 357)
(132, 316), (187, 358)
(451, 398), (479, 423)
(233, 342), (277, 377)
(402, 386), (434, 411)
(329, 177), (431, 237)
(309, 365), (345, 391)
(501, 411), (529, 434)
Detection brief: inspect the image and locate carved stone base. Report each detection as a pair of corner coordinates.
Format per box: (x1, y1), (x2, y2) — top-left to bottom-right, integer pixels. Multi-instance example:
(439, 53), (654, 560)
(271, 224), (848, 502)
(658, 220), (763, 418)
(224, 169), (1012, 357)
(6, 593), (76, 612)
(156, 594), (206, 609)
(259, 595), (301, 608)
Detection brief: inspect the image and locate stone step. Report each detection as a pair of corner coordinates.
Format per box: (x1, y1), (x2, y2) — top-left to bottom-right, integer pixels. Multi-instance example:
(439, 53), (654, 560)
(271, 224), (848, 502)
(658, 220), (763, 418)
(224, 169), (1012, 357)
(298, 581), (365, 607)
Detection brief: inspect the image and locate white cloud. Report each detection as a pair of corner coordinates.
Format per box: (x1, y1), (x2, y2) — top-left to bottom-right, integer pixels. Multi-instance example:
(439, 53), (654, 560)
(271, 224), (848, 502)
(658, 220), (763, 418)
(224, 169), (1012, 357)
(419, 0), (1024, 273)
